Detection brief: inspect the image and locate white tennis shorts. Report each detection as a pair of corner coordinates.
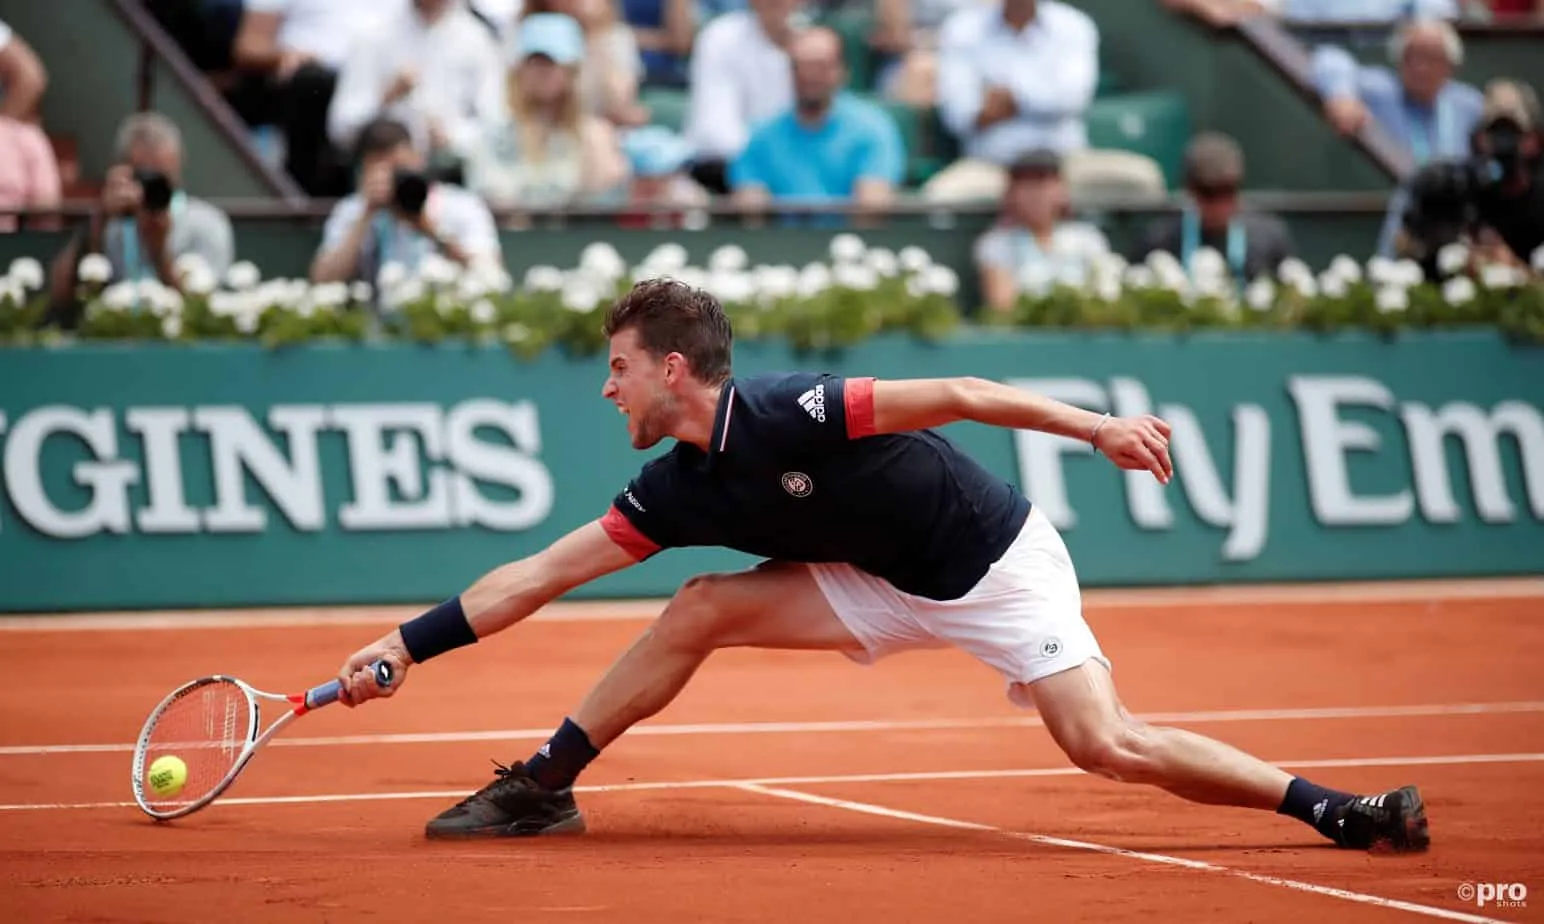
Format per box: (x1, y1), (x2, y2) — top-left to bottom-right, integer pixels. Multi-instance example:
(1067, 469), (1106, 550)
(806, 505), (1109, 707)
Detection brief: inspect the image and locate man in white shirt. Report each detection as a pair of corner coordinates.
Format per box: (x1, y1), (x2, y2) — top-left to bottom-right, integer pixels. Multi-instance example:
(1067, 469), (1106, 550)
(234, 0), (408, 195)
(311, 118), (502, 288)
(328, 0), (507, 163)
(924, 0), (1158, 203)
(683, 0), (803, 194)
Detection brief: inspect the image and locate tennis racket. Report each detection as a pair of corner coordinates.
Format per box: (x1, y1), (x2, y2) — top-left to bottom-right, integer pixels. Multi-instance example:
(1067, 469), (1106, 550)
(130, 660), (393, 820)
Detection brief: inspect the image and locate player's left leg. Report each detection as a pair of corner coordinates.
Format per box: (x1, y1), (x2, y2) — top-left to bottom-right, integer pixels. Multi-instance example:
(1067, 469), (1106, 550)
(1021, 660), (1428, 852)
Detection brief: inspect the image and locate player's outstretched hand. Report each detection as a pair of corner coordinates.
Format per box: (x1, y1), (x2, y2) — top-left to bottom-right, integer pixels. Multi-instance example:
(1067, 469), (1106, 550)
(336, 630), (412, 707)
(1093, 415), (1173, 484)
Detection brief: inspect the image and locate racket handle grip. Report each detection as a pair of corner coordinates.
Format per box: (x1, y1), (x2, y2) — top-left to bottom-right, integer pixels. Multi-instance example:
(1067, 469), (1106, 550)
(305, 660), (394, 710)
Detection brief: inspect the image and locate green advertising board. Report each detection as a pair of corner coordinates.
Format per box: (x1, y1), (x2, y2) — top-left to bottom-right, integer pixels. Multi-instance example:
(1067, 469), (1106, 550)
(1, 330), (1540, 612)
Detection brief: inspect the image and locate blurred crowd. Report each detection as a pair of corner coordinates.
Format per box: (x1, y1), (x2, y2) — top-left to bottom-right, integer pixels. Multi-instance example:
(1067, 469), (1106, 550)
(1, 0), (1541, 311)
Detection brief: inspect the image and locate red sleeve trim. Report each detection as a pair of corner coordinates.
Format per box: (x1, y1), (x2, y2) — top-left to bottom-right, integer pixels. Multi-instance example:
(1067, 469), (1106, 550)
(845, 377), (877, 439)
(601, 505), (662, 561)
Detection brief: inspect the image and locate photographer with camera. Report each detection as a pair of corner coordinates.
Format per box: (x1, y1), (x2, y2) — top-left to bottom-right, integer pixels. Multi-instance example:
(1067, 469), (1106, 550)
(1397, 80), (1544, 277)
(48, 113), (234, 309)
(311, 117), (503, 286)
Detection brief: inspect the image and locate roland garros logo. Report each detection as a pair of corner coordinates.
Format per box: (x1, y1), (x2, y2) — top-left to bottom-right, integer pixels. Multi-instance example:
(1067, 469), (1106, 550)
(781, 472), (814, 498)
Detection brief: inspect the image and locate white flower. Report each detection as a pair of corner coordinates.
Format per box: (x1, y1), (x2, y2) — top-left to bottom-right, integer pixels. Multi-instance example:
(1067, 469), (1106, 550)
(829, 233), (866, 264)
(579, 242), (627, 281)
(1480, 263), (1525, 289)
(865, 247), (900, 277)
(1438, 243), (1470, 277)
(294, 298), (316, 319)
(173, 252), (211, 282)
(470, 299), (497, 325)
(1367, 256), (1399, 287)
(350, 282), (374, 304)
(140, 279), (182, 317)
(904, 275), (928, 299)
(1286, 273), (1318, 299)
(376, 261), (408, 292)
(710, 270), (756, 304)
(1394, 259), (1425, 288)
(1328, 254), (1363, 283)
(312, 282), (349, 308)
(418, 253), (460, 288)
(1245, 277), (1276, 312)
(1094, 272), (1123, 303)
(834, 262), (879, 292)
(457, 272), (490, 303)
(523, 265), (564, 293)
(1442, 275), (1476, 305)
(1193, 271), (1231, 301)
(1276, 258), (1313, 288)
(183, 266), (218, 297)
(1319, 271), (1349, 299)
(675, 266), (709, 292)
(8, 257), (43, 291)
(387, 277), (426, 309)
(475, 263), (514, 294)
(752, 265), (799, 302)
(1375, 285), (1409, 313)
(234, 308), (260, 335)
(898, 246), (932, 273)
(502, 322), (531, 343)
(285, 278), (311, 307)
(225, 260), (261, 291)
(797, 262), (832, 298)
(1187, 246), (1228, 283)
(924, 265), (959, 298)
(1123, 265), (1157, 290)
(561, 283), (601, 313)
(0, 278), (23, 306)
(161, 315), (183, 338)
(1018, 262), (1056, 298)
(77, 253), (114, 285)
(643, 242), (689, 272)
(1093, 252), (1129, 279)
(1533, 244), (1544, 274)
(208, 292), (238, 316)
(100, 281), (138, 311)
(1145, 249), (1183, 276)
(708, 244), (749, 274)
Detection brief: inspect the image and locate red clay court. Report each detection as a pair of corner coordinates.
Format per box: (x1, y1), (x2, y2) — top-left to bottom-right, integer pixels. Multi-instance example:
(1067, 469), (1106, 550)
(1, 579), (1542, 923)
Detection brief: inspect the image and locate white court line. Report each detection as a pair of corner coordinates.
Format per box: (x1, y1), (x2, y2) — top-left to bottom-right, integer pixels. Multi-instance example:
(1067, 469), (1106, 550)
(3, 751), (1541, 812)
(5, 699), (1542, 757)
(736, 784), (1514, 924)
(4, 577), (1541, 631)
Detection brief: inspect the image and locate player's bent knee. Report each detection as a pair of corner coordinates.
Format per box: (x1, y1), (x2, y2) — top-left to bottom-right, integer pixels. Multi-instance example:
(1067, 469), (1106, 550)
(1062, 721), (1156, 784)
(653, 573), (738, 652)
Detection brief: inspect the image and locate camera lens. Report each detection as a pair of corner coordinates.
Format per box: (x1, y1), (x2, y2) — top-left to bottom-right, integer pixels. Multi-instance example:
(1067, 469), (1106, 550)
(393, 169), (430, 216)
(135, 169), (175, 212)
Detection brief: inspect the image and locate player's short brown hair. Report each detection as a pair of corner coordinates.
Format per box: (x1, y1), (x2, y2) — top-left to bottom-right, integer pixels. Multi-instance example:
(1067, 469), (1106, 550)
(602, 278), (733, 385)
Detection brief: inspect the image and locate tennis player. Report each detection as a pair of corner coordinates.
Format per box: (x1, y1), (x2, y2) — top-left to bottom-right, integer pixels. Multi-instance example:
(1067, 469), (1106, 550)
(335, 278), (1429, 852)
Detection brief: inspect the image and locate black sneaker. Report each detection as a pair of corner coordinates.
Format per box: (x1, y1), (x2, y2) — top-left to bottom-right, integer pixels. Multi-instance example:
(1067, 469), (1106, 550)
(1330, 785), (1429, 853)
(424, 760), (586, 839)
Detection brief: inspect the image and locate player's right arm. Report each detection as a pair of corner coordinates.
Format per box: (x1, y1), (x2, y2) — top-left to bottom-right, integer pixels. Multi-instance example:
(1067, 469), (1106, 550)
(334, 518), (641, 705)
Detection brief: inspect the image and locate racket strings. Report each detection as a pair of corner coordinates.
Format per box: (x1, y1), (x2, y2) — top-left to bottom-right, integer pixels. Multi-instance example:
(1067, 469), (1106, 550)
(139, 681), (251, 809)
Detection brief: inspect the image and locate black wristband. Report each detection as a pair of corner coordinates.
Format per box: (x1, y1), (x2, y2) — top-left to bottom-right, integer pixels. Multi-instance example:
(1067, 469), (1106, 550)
(398, 596), (478, 664)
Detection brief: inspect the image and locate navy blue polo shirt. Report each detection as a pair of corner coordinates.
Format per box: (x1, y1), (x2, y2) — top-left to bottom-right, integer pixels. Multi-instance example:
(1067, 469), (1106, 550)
(600, 372), (1031, 601)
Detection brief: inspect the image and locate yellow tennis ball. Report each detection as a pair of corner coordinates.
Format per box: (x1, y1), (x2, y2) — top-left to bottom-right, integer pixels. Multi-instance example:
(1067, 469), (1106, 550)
(148, 755), (187, 798)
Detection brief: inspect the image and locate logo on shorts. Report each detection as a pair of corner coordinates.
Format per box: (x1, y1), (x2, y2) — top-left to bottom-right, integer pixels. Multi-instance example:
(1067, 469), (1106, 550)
(781, 472), (814, 498)
(1040, 638), (1062, 658)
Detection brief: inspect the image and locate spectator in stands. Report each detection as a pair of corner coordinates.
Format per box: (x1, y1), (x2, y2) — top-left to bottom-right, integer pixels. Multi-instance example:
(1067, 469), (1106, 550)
(327, 0), (506, 169)
(926, 0), (1112, 202)
(311, 117), (502, 285)
(729, 27), (904, 215)
(0, 19), (58, 232)
(506, 0), (649, 126)
(233, 0), (405, 196)
(620, 0), (698, 88)
(617, 125), (711, 227)
(47, 113), (234, 308)
(463, 14), (629, 209)
(1313, 19), (1483, 166)
(0, 17), (47, 122)
(1164, 0), (1460, 24)
(1467, 80), (1544, 269)
(974, 149), (1110, 312)
(1130, 132), (1296, 280)
(870, 0), (980, 107)
(1487, 0), (1544, 18)
(684, 0), (803, 194)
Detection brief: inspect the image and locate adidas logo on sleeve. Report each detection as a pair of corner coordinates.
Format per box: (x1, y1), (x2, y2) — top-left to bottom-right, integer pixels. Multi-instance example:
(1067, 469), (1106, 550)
(797, 384), (827, 423)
